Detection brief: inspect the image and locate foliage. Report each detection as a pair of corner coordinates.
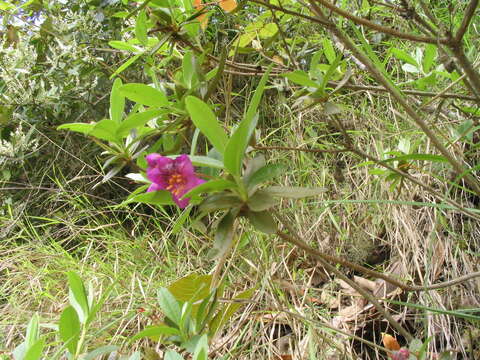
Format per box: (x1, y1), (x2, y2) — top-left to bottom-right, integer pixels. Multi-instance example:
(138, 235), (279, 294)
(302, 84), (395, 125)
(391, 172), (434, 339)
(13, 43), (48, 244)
(2, 0), (480, 358)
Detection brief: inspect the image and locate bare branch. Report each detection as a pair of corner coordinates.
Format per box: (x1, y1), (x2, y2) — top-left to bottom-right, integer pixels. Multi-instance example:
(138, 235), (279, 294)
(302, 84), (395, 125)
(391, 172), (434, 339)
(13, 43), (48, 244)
(313, 0), (447, 44)
(308, 0), (480, 196)
(455, 0), (479, 42)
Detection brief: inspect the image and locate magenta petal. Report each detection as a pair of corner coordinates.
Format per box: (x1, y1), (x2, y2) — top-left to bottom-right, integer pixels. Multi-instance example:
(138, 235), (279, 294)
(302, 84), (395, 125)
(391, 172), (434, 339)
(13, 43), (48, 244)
(145, 153), (164, 167)
(172, 194), (190, 208)
(147, 183), (162, 192)
(174, 154), (195, 178)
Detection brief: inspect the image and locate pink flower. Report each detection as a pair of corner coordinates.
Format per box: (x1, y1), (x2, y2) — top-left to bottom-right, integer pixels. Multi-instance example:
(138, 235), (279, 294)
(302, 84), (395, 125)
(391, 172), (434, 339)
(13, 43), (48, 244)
(146, 154), (205, 208)
(391, 348), (410, 360)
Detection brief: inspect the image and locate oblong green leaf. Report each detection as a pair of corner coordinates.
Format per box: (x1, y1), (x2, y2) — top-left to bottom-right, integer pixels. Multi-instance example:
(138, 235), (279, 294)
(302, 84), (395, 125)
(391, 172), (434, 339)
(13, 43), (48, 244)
(390, 48), (418, 66)
(23, 338), (45, 360)
(90, 119), (120, 142)
(25, 314), (40, 349)
(135, 10), (148, 46)
(119, 83), (168, 107)
(165, 350), (184, 360)
(124, 190), (174, 206)
(109, 54), (142, 79)
(67, 272), (89, 324)
(245, 163), (284, 194)
(157, 288), (182, 325)
(84, 346), (119, 360)
(131, 325), (181, 341)
(224, 66), (271, 176)
(116, 109), (166, 137)
(210, 209), (238, 259)
(188, 155), (224, 169)
(246, 190), (278, 212)
(59, 306), (80, 354)
(185, 96), (228, 154)
(281, 70), (318, 88)
(182, 179), (237, 199)
(168, 274), (212, 303)
(110, 78), (124, 123)
(246, 210), (277, 234)
(57, 123), (96, 135)
(198, 193), (243, 213)
(108, 40), (138, 52)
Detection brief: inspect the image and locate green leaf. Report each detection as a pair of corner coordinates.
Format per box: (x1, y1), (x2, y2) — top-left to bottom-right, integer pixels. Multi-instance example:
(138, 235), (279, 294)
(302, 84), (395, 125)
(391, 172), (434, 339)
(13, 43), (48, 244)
(128, 352), (142, 360)
(185, 96), (228, 154)
(23, 338), (45, 360)
(189, 155), (224, 169)
(423, 44), (437, 73)
(281, 70), (318, 88)
(110, 78), (125, 123)
(322, 38), (336, 64)
(57, 123), (96, 135)
(90, 119), (120, 143)
(263, 186), (325, 198)
(0, 1), (15, 10)
(164, 350), (184, 360)
(182, 179), (237, 199)
(13, 343), (26, 360)
(192, 334), (208, 360)
(59, 306), (80, 354)
(25, 314), (40, 349)
(109, 54), (142, 79)
(119, 84), (169, 107)
(246, 210), (277, 234)
(210, 209), (238, 259)
(182, 51), (198, 89)
(131, 325), (181, 341)
(168, 274), (212, 303)
(157, 288), (182, 325)
(135, 10), (148, 46)
(259, 23), (278, 38)
(245, 163), (285, 193)
(83, 345), (119, 360)
(199, 193), (243, 213)
(116, 109), (166, 137)
(224, 66), (272, 176)
(390, 48), (418, 66)
(67, 272), (89, 324)
(109, 40), (138, 52)
(246, 190), (278, 212)
(124, 190), (175, 206)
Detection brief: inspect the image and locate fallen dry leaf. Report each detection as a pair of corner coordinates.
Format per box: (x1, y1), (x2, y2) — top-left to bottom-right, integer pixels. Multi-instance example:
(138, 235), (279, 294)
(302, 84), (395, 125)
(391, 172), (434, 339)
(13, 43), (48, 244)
(354, 275), (377, 292)
(382, 333), (401, 351)
(218, 0), (237, 12)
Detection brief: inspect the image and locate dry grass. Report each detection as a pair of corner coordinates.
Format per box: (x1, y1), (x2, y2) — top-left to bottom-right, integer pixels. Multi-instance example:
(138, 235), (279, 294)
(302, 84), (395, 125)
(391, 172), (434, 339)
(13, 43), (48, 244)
(1, 80), (480, 360)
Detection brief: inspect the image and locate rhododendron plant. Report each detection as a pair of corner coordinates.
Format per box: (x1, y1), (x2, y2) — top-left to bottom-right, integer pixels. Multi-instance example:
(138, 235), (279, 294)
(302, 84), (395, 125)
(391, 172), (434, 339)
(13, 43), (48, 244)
(146, 154), (205, 208)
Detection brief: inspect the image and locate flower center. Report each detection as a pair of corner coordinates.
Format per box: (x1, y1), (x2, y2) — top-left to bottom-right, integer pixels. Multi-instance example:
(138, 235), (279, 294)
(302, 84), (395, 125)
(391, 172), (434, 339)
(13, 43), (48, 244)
(166, 173), (186, 196)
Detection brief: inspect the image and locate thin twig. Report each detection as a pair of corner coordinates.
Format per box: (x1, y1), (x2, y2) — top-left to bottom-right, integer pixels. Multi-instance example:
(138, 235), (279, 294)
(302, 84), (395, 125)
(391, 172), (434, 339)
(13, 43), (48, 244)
(449, 41), (480, 99)
(253, 145), (349, 153)
(455, 0), (479, 42)
(308, 1), (480, 196)
(248, 0), (331, 27)
(269, 5), (298, 69)
(313, 0), (447, 44)
(418, 73), (467, 110)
